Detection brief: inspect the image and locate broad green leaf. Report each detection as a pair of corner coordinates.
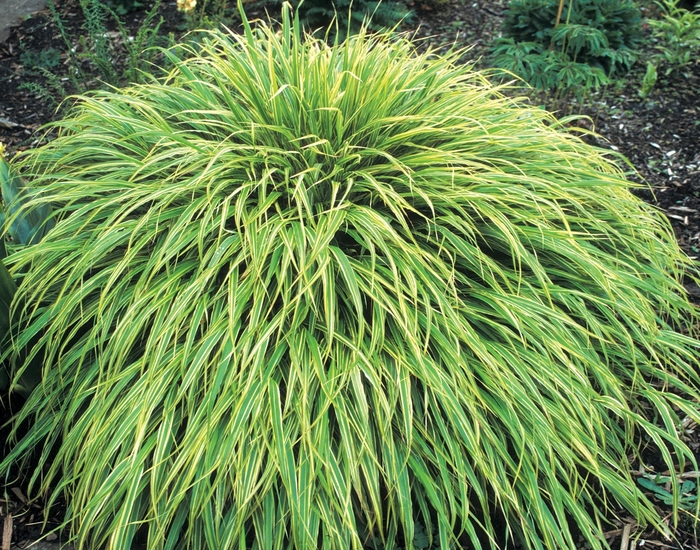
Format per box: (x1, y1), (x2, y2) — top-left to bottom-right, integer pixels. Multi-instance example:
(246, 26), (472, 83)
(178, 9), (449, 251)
(0, 154), (55, 246)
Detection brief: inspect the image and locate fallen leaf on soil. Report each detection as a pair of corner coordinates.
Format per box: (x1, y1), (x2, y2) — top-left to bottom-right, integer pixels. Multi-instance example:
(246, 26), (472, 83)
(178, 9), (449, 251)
(620, 522), (633, 550)
(666, 213), (688, 224)
(9, 488), (26, 505)
(0, 119), (19, 130)
(1, 513), (11, 550)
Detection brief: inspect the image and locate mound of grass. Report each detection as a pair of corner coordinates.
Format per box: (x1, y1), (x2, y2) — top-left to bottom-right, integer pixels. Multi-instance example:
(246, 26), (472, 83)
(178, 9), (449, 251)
(2, 4), (700, 550)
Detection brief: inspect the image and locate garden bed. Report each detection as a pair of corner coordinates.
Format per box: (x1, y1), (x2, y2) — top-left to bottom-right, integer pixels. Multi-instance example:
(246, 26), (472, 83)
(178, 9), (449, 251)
(1, 1), (699, 549)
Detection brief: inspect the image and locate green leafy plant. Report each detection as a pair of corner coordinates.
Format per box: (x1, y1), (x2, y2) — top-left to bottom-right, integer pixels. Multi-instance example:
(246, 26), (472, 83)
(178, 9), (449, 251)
(17, 47), (64, 109)
(500, 0), (643, 66)
(491, 0), (643, 96)
(46, 0), (165, 93)
(290, 0), (414, 33)
(3, 4), (700, 550)
(0, 144), (53, 393)
(638, 475), (698, 510)
(0, 159), (54, 248)
(0, 147), (17, 392)
(638, 60), (658, 98)
(0, 231), (14, 392)
(17, 69), (67, 111)
(490, 37), (609, 99)
(19, 47), (62, 72)
(105, 0), (145, 15)
(363, 521), (452, 550)
(177, 0), (230, 31)
(648, 0), (700, 74)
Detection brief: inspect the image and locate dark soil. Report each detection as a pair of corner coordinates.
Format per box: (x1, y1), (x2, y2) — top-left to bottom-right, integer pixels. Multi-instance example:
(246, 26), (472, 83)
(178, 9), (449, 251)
(1, 0), (699, 548)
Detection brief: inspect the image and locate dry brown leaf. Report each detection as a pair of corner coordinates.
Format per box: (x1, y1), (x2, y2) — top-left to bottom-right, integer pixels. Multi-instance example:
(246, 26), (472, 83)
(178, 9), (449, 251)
(1, 513), (12, 550)
(10, 488), (27, 505)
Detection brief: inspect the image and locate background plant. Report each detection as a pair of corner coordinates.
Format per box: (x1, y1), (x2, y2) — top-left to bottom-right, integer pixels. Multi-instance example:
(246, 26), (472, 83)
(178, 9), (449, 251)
(44, 0), (166, 96)
(500, 0), (643, 67)
(490, 37), (610, 101)
(178, 0), (229, 31)
(290, 0), (414, 34)
(0, 145), (17, 392)
(0, 144), (54, 396)
(2, 4), (700, 550)
(18, 47), (62, 72)
(105, 0), (147, 15)
(491, 0), (642, 99)
(648, 0), (700, 74)
(638, 475), (698, 510)
(16, 45), (65, 110)
(638, 60), (658, 97)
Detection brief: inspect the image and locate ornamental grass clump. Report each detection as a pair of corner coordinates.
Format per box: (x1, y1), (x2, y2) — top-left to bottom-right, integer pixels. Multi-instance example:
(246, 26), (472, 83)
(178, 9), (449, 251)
(2, 5), (700, 550)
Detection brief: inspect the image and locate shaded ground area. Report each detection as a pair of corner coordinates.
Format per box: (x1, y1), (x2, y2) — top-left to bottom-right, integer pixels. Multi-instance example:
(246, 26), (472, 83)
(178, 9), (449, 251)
(0, 0), (699, 548)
